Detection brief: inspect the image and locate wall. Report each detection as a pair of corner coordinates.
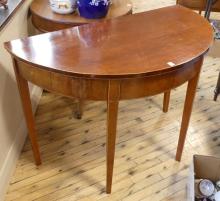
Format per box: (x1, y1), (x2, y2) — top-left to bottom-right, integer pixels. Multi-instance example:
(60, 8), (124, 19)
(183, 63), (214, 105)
(0, 0), (42, 200)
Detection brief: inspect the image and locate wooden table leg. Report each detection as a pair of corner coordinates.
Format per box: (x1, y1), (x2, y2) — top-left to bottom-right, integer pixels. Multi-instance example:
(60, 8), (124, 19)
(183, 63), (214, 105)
(163, 91), (171, 113)
(13, 59), (41, 165)
(106, 80), (120, 194)
(74, 99), (84, 119)
(214, 72), (220, 101)
(175, 58), (203, 161)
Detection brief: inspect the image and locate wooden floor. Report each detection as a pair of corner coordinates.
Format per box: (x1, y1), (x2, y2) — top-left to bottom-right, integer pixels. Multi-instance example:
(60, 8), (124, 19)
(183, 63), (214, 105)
(5, 1), (220, 201)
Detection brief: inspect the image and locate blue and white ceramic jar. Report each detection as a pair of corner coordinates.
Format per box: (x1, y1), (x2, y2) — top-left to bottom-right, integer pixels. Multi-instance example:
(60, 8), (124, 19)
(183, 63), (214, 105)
(77, 0), (110, 19)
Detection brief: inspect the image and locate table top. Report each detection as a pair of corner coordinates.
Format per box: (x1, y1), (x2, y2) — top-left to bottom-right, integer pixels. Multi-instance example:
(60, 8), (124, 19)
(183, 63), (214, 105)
(30, 0), (132, 26)
(5, 5), (213, 79)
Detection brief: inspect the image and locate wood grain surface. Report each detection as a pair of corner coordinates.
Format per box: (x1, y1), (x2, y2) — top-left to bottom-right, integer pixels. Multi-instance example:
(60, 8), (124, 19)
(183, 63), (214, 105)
(5, 5), (212, 78)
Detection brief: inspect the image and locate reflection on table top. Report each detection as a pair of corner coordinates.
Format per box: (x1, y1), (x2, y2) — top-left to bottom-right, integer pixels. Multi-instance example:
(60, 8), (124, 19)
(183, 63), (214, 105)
(5, 5), (213, 78)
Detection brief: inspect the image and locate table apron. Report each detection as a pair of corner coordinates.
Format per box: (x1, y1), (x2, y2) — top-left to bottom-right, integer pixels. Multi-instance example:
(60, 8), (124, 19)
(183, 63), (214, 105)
(16, 58), (201, 101)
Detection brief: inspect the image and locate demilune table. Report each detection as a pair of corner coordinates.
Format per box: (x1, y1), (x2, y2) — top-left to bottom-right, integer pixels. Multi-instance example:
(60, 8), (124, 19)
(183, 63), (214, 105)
(4, 5), (213, 193)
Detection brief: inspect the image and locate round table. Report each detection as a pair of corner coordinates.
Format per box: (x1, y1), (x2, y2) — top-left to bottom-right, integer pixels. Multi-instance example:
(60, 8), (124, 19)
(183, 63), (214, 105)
(30, 0), (133, 32)
(5, 5), (213, 193)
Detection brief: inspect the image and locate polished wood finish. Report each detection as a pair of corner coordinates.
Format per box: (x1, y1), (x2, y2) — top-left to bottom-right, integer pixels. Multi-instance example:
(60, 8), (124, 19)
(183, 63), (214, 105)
(214, 72), (220, 101)
(30, 0), (132, 32)
(163, 91), (171, 113)
(5, 5), (213, 193)
(177, 0), (220, 102)
(30, 0), (132, 120)
(12, 58), (41, 166)
(177, 0), (220, 12)
(106, 80), (120, 193)
(176, 57), (203, 161)
(6, 7), (212, 78)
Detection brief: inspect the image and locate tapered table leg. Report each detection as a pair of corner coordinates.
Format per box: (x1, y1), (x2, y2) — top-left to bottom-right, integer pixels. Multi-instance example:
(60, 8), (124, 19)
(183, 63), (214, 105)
(13, 59), (41, 165)
(163, 91), (171, 113)
(106, 80), (120, 194)
(74, 99), (84, 119)
(214, 72), (220, 101)
(175, 58), (203, 161)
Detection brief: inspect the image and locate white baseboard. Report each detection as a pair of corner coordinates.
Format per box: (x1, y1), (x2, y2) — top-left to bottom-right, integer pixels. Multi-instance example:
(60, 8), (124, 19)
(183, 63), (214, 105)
(0, 86), (42, 201)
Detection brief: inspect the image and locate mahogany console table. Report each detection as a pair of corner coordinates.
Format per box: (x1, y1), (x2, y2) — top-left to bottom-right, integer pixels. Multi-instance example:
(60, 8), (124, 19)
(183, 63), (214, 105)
(5, 5), (213, 193)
